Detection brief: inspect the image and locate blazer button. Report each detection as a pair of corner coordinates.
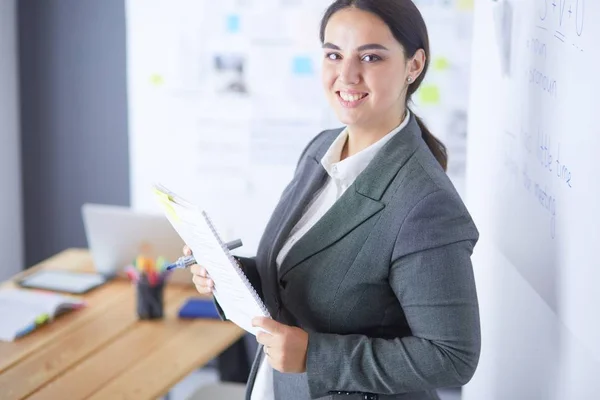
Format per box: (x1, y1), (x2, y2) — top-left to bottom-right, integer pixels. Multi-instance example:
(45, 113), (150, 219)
(279, 279), (287, 289)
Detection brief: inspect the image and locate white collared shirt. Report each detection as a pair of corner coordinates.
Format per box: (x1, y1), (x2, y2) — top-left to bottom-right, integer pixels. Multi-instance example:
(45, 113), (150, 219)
(250, 111), (411, 400)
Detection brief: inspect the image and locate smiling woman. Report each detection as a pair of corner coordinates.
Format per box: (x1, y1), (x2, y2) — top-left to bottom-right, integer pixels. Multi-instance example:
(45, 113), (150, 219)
(320, 0), (447, 170)
(188, 1), (480, 399)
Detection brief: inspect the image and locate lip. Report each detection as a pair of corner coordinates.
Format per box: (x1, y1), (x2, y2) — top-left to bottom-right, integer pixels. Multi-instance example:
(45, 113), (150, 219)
(336, 91), (369, 109)
(337, 89), (368, 95)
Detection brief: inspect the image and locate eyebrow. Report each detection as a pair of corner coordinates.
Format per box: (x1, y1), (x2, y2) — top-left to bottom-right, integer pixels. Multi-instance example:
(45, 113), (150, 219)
(322, 42), (389, 51)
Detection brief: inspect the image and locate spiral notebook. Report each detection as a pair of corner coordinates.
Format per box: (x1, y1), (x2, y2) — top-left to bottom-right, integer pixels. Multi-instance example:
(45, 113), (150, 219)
(153, 183), (270, 335)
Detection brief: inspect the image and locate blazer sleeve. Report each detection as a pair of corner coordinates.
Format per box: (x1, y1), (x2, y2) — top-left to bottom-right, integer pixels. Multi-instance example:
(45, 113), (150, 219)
(305, 189), (481, 398)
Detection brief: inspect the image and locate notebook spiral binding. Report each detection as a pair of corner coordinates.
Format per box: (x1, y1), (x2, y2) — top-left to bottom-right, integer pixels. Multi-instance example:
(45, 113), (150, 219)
(201, 211), (271, 318)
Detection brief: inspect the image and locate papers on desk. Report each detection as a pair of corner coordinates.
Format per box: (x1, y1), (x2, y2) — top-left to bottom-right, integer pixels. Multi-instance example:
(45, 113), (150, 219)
(0, 289), (85, 341)
(153, 183), (270, 335)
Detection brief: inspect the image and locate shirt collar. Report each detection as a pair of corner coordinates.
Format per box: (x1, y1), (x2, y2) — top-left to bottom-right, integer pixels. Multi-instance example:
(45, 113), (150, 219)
(321, 110), (411, 185)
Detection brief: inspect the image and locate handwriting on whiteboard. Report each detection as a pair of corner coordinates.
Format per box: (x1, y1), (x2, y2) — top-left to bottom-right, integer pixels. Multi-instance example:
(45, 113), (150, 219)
(502, 131), (558, 239)
(526, 37), (558, 98)
(529, 68), (558, 97)
(537, 0), (584, 50)
(535, 130), (573, 188)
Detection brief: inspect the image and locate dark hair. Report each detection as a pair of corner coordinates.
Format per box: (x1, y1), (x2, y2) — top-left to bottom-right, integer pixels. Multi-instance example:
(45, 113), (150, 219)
(319, 0), (448, 171)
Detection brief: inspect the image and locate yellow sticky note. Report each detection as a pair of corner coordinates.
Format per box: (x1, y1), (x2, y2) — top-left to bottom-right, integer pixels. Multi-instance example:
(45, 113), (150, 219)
(150, 74), (164, 86)
(153, 188), (179, 222)
(433, 57), (450, 71)
(419, 85), (441, 105)
(457, 0), (474, 11)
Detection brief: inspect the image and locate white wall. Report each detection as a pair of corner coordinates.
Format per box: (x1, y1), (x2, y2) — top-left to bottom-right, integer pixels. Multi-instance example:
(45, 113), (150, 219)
(0, 0), (23, 279)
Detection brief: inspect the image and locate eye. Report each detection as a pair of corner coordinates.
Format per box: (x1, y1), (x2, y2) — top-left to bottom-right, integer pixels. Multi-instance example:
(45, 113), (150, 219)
(361, 54), (382, 63)
(325, 52), (341, 61)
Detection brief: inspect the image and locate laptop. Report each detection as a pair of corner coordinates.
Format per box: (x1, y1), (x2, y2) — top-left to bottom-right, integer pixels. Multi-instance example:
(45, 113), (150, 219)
(82, 203), (186, 278)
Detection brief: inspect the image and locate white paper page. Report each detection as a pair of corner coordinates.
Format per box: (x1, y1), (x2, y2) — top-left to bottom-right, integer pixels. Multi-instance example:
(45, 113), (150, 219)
(0, 290), (58, 341)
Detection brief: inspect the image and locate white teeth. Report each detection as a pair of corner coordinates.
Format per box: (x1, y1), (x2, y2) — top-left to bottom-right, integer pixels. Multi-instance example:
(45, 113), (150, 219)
(340, 92), (366, 102)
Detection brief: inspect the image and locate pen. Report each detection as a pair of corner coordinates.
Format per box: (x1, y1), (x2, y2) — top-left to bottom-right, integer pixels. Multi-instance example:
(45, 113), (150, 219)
(166, 239), (243, 271)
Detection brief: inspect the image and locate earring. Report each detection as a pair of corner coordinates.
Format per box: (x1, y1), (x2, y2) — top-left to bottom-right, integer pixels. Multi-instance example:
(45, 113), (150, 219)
(407, 76), (413, 83)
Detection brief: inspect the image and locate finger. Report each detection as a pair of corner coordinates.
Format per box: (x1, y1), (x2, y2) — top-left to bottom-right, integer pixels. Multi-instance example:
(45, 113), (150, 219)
(192, 282), (213, 295)
(190, 264), (208, 278)
(194, 286), (213, 295)
(256, 331), (274, 347)
(192, 274), (214, 288)
(252, 317), (283, 335)
(183, 245), (193, 256)
(264, 349), (281, 371)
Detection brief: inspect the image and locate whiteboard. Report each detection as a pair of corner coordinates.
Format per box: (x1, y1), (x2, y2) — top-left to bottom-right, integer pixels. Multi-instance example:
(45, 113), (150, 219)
(125, 0), (474, 256)
(464, 0), (599, 398)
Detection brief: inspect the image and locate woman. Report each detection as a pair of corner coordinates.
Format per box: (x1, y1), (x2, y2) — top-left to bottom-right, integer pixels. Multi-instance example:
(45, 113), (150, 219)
(187, 1), (480, 399)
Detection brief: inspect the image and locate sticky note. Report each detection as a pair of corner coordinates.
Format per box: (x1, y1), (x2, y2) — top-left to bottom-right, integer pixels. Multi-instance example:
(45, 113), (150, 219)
(292, 56), (313, 75)
(153, 189), (179, 222)
(457, 0), (474, 11)
(150, 74), (164, 86)
(226, 15), (240, 33)
(433, 57), (450, 71)
(419, 85), (441, 105)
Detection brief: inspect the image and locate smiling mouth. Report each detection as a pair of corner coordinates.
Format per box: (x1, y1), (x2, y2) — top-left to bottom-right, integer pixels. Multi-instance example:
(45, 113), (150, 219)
(337, 91), (368, 102)
(336, 91), (369, 108)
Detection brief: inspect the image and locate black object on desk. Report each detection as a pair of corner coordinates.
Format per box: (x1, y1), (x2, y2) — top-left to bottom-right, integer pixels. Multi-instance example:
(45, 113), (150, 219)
(136, 276), (164, 319)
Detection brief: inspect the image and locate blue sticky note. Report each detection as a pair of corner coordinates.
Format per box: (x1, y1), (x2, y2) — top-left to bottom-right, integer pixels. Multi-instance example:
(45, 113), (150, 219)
(292, 56), (313, 75)
(226, 15), (240, 33)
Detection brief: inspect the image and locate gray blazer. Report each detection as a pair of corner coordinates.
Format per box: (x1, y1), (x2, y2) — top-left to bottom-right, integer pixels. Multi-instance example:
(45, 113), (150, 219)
(233, 116), (480, 400)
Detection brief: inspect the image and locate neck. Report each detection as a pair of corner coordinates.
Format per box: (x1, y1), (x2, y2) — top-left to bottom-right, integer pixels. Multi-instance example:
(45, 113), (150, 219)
(341, 109), (407, 160)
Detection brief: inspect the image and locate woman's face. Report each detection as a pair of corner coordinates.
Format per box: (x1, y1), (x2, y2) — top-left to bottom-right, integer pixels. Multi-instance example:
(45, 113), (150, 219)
(321, 8), (419, 130)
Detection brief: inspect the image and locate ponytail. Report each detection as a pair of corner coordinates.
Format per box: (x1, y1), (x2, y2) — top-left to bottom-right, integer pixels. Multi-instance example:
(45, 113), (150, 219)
(412, 111), (448, 171)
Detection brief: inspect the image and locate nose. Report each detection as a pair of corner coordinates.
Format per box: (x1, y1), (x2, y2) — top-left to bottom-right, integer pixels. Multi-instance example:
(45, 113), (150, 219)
(338, 58), (361, 85)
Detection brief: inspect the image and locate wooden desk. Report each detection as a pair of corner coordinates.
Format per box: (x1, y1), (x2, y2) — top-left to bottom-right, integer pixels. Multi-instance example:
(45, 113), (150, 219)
(0, 249), (244, 400)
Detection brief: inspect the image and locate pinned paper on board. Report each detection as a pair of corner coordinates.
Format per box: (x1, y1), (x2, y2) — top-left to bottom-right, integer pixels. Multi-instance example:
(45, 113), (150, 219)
(433, 57), (451, 71)
(150, 74), (165, 87)
(418, 84), (441, 105)
(292, 56), (314, 75)
(457, 0), (475, 11)
(226, 14), (240, 33)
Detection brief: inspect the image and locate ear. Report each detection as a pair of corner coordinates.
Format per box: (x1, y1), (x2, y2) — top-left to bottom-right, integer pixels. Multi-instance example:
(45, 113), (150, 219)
(406, 49), (426, 82)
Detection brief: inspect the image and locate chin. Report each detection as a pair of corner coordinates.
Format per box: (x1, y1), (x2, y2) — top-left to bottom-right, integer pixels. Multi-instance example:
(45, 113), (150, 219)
(335, 111), (364, 127)
(329, 96), (370, 126)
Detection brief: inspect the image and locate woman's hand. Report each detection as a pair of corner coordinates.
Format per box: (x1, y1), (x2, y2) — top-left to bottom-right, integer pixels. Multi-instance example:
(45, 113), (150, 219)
(184, 245), (214, 295)
(253, 317), (309, 373)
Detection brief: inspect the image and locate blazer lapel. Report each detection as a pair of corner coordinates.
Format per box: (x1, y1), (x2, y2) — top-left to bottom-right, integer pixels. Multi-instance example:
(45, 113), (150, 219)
(278, 116), (424, 279)
(267, 156), (327, 271)
(278, 189), (384, 278)
(264, 132), (339, 308)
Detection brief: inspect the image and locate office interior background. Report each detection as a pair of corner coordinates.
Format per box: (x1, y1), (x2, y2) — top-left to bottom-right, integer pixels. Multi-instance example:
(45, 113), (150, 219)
(0, 0), (598, 399)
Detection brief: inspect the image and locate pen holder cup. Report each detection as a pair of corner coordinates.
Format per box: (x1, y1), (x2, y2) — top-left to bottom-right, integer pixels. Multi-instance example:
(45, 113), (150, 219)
(136, 278), (165, 320)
